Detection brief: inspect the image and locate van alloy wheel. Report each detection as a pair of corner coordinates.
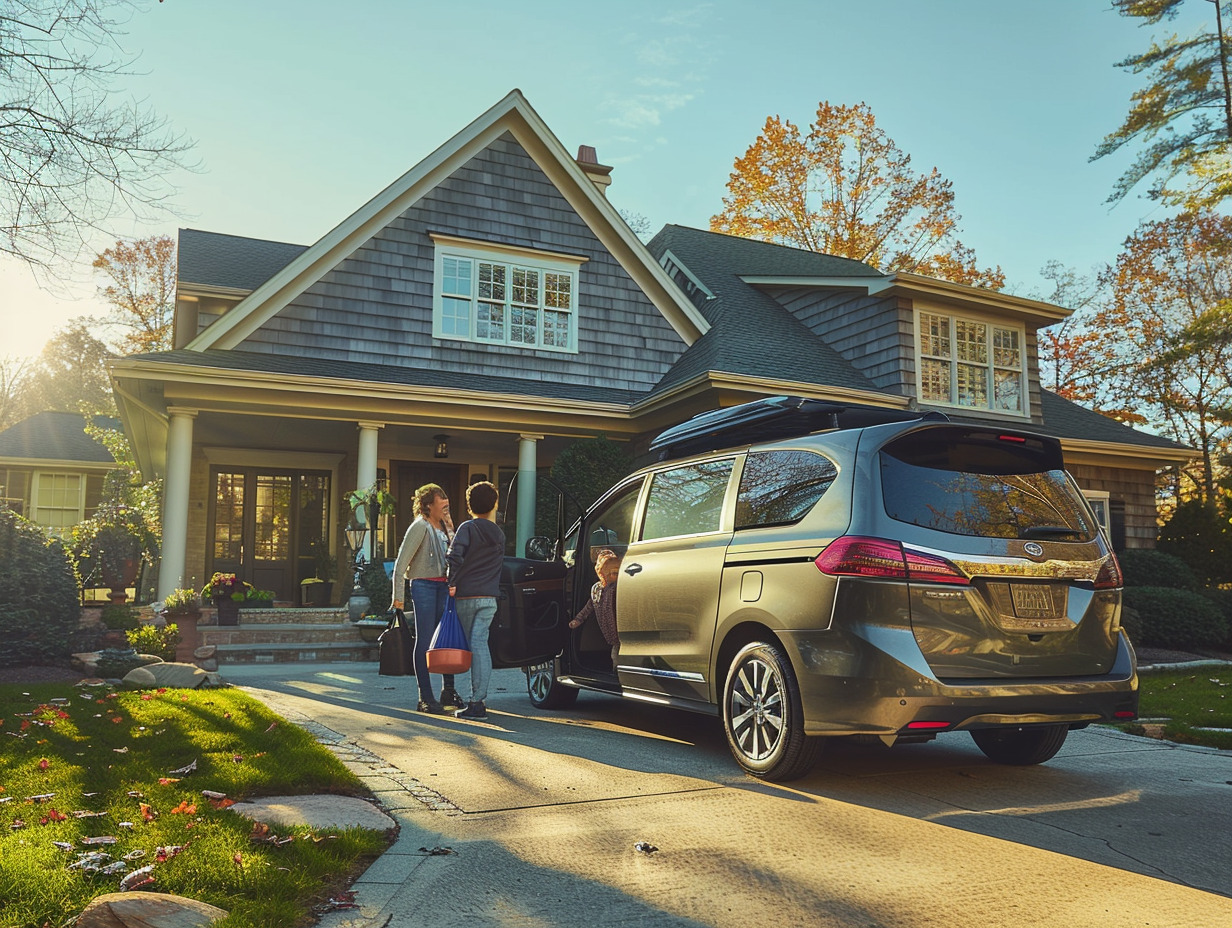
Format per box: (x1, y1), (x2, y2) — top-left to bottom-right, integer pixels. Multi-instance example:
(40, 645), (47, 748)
(526, 659), (579, 709)
(723, 641), (820, 781)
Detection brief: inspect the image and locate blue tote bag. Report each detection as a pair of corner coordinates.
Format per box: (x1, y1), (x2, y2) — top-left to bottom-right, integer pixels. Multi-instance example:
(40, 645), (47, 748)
(426, 595), (471, 674)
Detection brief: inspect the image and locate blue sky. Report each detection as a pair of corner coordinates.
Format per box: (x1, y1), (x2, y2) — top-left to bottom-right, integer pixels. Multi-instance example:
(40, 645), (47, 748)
(0, 0), (1212, 358)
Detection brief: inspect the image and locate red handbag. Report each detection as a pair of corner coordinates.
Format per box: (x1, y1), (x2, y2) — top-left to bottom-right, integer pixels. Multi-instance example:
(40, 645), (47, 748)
(425, 595), (471, 674)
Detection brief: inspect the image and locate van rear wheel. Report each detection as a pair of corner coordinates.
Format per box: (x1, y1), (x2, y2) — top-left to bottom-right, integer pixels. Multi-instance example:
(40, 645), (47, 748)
(722, 641), (820, 781)
(526, 660), (578, 709)
(971, 724), (1068, 765)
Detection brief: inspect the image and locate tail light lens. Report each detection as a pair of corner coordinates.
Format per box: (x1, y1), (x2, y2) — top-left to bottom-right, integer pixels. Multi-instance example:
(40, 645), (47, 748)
(1093, 552), (1124, 590)
(815, 536), (969, 586)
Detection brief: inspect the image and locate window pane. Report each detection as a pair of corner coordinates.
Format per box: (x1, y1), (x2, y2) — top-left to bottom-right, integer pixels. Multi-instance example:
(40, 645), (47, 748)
(920, 358), (951, 402)
(920, 313), (950, 358)
(542, 309), (570, 347)
(479, 263), (505, 301)
(477, 301), (505, 340)
(993, 327), (1021, 368)
(213, 472), (245, 560)
(510, 306), (538, 345)
(442, 297), (471, 337)
(736, 451), (837, 529)
(545, 273), (571, 310)
(956, 363), (988, 407)
(993, 369), (1022, 412)
(254, 475), (292, 560)
(34, 473), (82, 531)
(955, 320), (987, 364)
(586, 481), (643, 556)
(443, 257), (471, 297)
(642, 460), (734, 540)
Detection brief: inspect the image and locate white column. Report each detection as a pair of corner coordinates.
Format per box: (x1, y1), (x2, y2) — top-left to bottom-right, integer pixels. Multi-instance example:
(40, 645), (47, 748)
(158, 407), (197, 601)
(516, 433), (543, 558)
(354, 422), (383, 527)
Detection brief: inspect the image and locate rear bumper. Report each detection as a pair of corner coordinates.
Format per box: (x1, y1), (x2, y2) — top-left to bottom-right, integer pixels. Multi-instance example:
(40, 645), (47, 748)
(779, 626), (1138, 737)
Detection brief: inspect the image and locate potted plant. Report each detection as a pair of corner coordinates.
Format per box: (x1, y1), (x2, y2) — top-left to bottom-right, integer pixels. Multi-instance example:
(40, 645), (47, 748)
(71, 503), (155, 604)
(241, 587), (276, 609)
(202, 572), (245, 626)
(301, 542), (335, 606)
(161, 587), (201, 619)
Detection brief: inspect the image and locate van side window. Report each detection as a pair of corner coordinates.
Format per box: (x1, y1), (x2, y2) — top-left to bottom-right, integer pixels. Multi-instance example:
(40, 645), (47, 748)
(584, 481), (642, 561)
(641, 459), (734, 541)
(735, 450), (837, 530)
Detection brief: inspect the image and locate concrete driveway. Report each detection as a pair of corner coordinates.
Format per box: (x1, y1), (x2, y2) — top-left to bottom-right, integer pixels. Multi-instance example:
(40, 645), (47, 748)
(223, 662), (1232, 928)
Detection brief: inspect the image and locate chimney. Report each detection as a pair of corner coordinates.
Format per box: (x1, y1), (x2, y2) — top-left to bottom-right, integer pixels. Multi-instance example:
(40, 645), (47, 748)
(575, 145), (613, 197)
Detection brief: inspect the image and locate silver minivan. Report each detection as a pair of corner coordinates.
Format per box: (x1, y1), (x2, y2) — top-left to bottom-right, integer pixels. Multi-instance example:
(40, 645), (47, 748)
(489, 397), (1138, 781)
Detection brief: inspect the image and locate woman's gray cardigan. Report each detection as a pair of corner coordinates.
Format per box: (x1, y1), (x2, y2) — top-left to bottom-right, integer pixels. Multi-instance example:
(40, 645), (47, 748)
(390, 517), (449, 602)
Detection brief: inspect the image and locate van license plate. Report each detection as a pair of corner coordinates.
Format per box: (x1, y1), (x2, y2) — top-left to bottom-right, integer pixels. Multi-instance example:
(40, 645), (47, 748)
(1011, 585), (1056, 618)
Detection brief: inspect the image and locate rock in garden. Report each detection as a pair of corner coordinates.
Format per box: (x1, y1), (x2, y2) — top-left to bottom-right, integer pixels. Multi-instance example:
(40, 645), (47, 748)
(121, 666), (158, 689)
(141, 662), (210, 689)
(75, 890), (227, 927)
(192, 645), (217, 659)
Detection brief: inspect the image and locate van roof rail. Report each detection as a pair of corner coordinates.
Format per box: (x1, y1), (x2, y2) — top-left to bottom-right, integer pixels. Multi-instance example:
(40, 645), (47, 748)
(649, 396), (946, 461)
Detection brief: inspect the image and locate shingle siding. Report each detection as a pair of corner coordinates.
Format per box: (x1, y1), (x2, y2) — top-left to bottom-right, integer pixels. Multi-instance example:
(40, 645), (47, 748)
(229, 133), (683, 392)
(1067, 462), (1157, 550)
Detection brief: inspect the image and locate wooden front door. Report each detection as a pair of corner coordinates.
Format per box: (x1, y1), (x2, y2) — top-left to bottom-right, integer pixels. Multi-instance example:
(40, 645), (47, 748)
(392, 462), (465, 551)
(208, 468), (331, 601)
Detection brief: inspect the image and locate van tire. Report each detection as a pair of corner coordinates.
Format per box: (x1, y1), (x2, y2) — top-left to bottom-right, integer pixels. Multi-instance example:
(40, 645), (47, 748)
(526, 660), (579, 709)
(722, 641), (820, 781)
(970, 724), (1068, 765)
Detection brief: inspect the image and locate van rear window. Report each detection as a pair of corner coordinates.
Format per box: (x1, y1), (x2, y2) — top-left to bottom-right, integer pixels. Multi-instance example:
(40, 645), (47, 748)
(879, 429), (1096, 540)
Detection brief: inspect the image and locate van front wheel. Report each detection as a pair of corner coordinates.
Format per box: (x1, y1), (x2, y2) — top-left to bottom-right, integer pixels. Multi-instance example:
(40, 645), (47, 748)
(722, 641), (820, 781)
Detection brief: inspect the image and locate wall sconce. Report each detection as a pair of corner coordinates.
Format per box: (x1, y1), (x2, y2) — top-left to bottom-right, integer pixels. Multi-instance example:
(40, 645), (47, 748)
(433, 434), (449, 458)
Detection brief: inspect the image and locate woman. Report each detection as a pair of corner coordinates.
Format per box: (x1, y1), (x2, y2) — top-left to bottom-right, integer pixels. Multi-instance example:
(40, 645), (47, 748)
(391, 483), (463, 713)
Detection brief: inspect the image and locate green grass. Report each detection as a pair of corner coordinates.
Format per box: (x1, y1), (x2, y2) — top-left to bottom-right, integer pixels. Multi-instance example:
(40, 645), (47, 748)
(1116, 668), (1232, 751)
(0, 681), (390, 928)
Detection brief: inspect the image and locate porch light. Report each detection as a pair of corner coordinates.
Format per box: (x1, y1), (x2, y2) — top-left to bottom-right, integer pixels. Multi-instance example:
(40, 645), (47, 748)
(434, 434), (449, 458)
(345, 520), (369, 555)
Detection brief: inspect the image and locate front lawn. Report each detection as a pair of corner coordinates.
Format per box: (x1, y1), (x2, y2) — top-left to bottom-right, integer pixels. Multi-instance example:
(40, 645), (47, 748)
(1117, 668), (1232, 751)
(0, 681), (389, 928)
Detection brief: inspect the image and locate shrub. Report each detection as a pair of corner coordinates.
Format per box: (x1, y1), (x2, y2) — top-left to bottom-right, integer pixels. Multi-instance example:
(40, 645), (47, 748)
(1122, 586), (1229, 650)
(0, 507), (80, 668)
(101, 603), (140, 630)
(127, 622), (180, 660)
(359, 562), (391, 616)
(95, 646), (159, 679)
(1117, 548), (1199, 590)
(161, 587), (200, 613)
(1157, 500), (1232, 586)
(1200, 588), (1232, 649)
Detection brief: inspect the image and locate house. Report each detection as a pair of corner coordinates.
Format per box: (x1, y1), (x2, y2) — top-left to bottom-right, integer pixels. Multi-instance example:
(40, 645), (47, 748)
(108, 90), (1192, 605)
(0, 411), (120, 534)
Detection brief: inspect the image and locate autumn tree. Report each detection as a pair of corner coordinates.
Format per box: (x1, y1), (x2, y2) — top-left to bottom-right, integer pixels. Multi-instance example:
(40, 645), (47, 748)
(711, 102), (1004, 289)
(0, 355), (34, 431)
(21, 320), (115, 417)
(1097, 210), (1232, 502)
(0, 1), (193, 270)
(1095, 0), (1232, 208)
(93, 234), (176, 353)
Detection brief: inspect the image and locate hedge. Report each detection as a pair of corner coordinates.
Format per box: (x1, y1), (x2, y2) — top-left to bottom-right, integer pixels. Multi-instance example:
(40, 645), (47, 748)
(0, 508), (81, 667)
(1117, 548), (1200, 591)
(1121, 586), (1228, 650)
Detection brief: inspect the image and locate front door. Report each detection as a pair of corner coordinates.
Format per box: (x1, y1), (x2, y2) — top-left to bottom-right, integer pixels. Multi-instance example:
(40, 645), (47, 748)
(393, 462), (465, 551)
(208, 468), (331, 601)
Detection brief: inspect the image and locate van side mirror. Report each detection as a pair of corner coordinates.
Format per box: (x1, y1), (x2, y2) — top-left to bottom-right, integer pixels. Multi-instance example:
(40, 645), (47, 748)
(525, 536), (556, 561)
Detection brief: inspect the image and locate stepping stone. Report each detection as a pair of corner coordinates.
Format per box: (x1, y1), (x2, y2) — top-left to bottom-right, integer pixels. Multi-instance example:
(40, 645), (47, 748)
(75, 891), (227, 927)
(230, 794), (395, 830)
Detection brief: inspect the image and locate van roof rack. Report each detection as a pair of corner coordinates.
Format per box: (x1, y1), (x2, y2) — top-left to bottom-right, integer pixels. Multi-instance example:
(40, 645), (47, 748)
(649, 396), (946, 461)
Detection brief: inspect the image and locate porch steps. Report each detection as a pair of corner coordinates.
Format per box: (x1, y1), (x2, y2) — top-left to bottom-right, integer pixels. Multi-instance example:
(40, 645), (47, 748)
(198, 606), (383, 665)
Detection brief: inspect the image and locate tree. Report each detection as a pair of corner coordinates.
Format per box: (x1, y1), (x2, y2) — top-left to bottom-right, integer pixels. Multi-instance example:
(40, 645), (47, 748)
(1094, 0), (1232, 207)
(23, 320), (114, 415)
(1097, 210), (1232, 502)
(0, 0), (193, 270)
(0, 354), (33, 431)
(93, 234), (176, 353)
(711, 102), (1004, 289)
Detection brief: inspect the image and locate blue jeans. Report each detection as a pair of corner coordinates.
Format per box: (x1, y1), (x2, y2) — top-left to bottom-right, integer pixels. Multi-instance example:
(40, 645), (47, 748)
(455, 596), (496, 703)
(409, 578), (455, 702)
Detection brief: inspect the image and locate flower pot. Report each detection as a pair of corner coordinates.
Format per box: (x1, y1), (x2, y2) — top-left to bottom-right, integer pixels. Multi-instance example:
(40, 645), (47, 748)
(300, 581), (333, 607)
(214, 597), (240, 626)
(171, 614), (200, 662)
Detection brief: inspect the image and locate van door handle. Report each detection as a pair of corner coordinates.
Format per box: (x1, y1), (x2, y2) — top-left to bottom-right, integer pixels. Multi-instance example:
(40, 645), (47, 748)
(624, 563), (643, 575)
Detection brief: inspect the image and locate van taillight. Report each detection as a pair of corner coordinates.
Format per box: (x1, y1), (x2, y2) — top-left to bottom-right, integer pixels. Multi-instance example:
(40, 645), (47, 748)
(1093, 552), (1124, 590)
(815, 536), (969, 585)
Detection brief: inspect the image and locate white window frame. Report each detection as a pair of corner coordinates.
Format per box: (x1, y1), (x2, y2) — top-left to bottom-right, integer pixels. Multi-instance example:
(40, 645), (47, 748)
(913, 306), (1029, 417)
(431, 235), (585, 354)
(1082, 489), (1111, 537)
(32, 470), (85, 534)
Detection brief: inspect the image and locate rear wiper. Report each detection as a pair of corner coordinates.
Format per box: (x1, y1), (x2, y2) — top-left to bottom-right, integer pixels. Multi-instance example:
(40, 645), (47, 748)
(1020, 525), (1082, 540)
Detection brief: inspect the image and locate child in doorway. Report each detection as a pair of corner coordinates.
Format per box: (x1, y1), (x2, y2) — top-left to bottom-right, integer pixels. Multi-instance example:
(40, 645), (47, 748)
(569, 548), (621, 668)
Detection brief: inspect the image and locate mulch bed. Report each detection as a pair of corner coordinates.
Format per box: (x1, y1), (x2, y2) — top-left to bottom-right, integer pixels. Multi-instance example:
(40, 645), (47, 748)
(0, 664), (88, 685)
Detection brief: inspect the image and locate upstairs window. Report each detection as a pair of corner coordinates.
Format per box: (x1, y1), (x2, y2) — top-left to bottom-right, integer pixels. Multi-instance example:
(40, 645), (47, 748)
(917, 310), (1027, 415)
(432, 236), (583, 353)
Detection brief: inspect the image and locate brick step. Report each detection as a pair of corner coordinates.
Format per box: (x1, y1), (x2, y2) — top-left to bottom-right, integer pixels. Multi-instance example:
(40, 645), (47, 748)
(201, 606), (349, 626)
(201, 623), (379, 646)
(213, 640), (381, 664)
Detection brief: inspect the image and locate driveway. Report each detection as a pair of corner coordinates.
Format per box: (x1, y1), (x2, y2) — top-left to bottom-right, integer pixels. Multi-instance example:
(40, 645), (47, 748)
(224, 663), (1232, 928)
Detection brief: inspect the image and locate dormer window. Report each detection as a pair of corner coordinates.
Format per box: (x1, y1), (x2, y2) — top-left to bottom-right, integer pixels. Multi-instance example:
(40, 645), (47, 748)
(431, 235), (584, 353)
(916, 310), (1027, 415)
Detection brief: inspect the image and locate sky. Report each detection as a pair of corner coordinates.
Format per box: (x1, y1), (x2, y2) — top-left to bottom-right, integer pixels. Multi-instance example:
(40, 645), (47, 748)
(0, 0), (1212, 359)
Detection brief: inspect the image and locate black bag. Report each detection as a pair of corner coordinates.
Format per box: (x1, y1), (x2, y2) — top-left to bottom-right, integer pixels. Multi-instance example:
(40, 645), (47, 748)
(378, 608), (414, 676)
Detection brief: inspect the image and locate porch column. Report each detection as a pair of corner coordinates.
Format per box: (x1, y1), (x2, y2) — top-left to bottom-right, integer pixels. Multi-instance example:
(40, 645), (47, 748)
(158, 407), (197, 601)
(516, 433), (543, 558)
(354, 421), (384, 528)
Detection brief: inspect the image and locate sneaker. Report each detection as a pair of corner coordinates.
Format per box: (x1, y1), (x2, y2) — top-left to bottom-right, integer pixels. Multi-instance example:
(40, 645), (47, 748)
(455, 700), (487, 719)
(439, 685), (465, 709)
(417, 699), (446, 714)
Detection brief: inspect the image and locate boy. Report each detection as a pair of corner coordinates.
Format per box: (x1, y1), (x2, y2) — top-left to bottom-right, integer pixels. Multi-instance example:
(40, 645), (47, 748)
(445, 481), (505, 719)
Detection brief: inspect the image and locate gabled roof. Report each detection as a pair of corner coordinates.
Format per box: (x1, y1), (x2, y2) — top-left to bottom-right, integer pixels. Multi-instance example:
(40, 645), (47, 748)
(178, 229), (306, 293)
(186, 89), (709, 351)
(0, 412), (120, 463)
(1036, 391), (1189, 452)
(646, 225), (890, 400)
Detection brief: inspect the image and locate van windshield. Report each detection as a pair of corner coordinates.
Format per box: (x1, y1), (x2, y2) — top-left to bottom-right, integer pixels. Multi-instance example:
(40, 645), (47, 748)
(879, 429), (1097, 540)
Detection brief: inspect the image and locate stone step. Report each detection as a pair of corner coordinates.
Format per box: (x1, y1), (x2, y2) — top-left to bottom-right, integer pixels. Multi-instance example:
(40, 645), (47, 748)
(213, 640), (381, 664)
(199, 619), (387, 665)
(201, 606), (350, 626)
